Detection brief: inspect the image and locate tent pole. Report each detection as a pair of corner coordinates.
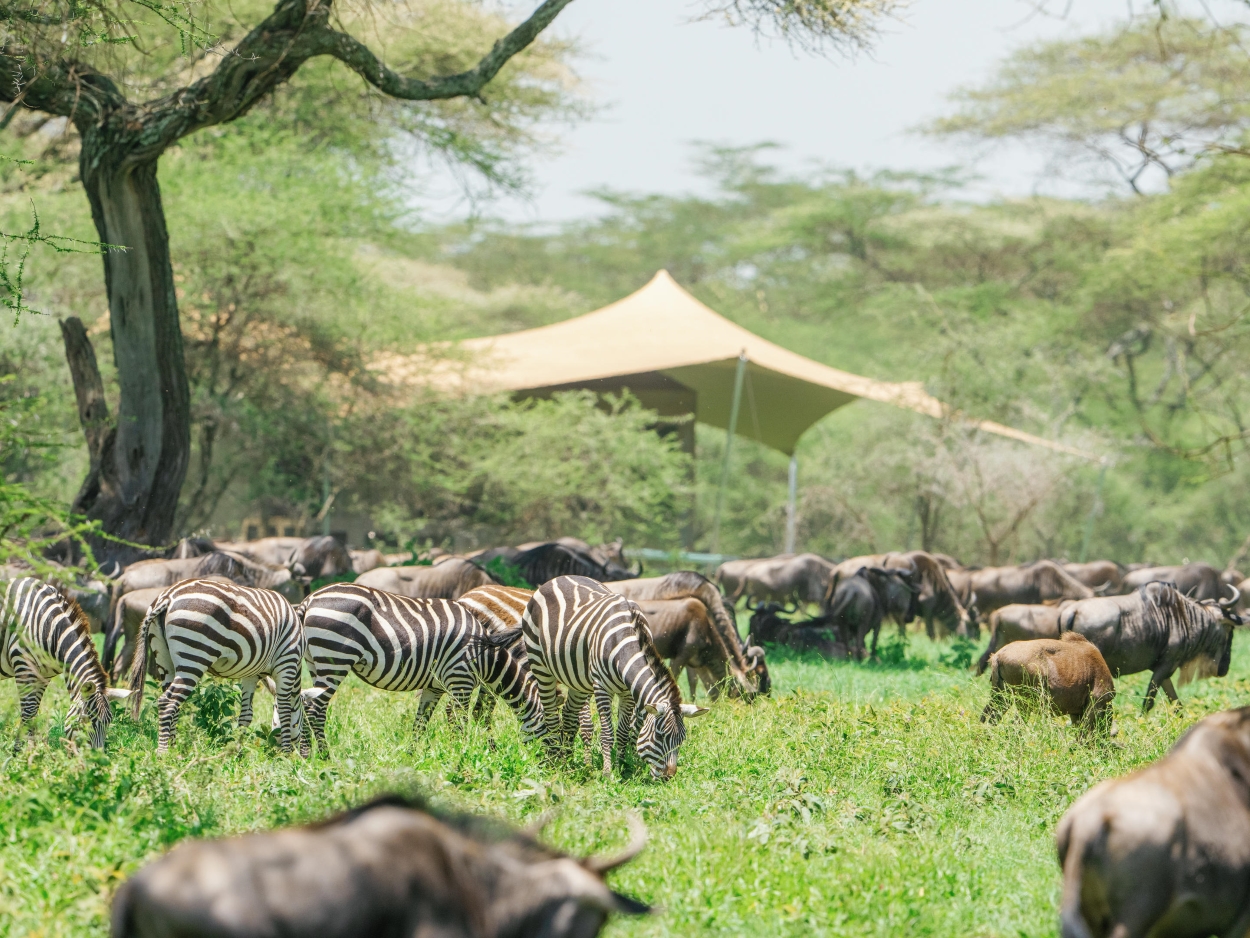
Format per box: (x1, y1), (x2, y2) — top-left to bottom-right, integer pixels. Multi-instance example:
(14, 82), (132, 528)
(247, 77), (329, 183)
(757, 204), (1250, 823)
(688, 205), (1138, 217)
(784, 454), (798, 553)
(1078, 459), (1109, 563)
(711, 352), (748, 555)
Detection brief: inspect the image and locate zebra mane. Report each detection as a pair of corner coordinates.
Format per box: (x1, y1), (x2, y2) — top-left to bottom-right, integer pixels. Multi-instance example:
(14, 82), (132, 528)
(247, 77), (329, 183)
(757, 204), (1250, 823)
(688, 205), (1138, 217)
(53, 586), (107, 688)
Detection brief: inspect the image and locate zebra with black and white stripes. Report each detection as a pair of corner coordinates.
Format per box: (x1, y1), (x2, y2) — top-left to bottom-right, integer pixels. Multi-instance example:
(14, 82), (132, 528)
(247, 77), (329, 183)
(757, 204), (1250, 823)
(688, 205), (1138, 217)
(297, 583), (544, 753)
(488, 576), (706, 780)
(1, 577), (129, 751)
(127, 578), (310, 754)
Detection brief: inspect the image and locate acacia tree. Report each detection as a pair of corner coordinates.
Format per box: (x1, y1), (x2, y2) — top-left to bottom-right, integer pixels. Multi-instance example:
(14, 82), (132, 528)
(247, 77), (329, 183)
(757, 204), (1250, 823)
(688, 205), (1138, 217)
(0, 0), (900, 561)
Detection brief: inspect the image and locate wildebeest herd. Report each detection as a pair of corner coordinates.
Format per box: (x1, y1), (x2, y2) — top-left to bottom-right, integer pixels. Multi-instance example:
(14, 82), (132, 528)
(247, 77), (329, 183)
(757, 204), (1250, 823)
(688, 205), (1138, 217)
(2, 536), (1249, 937)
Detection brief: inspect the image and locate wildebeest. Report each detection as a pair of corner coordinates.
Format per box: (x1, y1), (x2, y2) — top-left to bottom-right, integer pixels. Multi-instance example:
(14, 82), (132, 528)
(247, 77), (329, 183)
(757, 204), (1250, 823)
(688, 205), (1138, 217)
(167, 537), (217, 559)
(217, 536), (305, 567)
(746, 602), (847, 661)
(505, 542), (638, 585)
(355, 558), (495, 600)
(1058, 582), (1242, 711)
(288, 535), (353, 579)
(981, 632), (1115, 735)
(634, 598), (753, 701)
(964, 560), (1094, 615)
(1060, 559), (1124, 592)
(975, 603), (1070, 675)
(349, 548), (386, 574)
(716, 553), (834, 606)
(1056, 707), (1250, 938)
(515, 537), (638, 577)
(110, 794), (649, 938)
(606, 571), (765, 698)
(824, 567), (913, 661)
(1120, 561), (1230, 602)
(103, 551), (301, 672)
(887, 550), (973, 638)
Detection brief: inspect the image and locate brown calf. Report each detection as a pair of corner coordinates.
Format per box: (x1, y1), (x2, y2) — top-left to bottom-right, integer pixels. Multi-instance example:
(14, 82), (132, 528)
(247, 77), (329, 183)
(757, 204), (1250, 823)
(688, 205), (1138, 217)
(982, 632), (1114, 734)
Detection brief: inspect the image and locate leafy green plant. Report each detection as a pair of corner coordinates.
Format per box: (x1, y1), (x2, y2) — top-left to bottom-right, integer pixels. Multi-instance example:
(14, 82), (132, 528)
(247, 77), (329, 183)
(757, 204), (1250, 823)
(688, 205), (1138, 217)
(482, 556), (532, 589)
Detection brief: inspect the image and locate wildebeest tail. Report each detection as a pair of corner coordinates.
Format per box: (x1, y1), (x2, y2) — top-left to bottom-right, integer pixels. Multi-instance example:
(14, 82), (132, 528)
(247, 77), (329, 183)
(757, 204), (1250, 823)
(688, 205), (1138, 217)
(975, 610), (1001, 676)
(987, 653), (1002, 691)
(127, 593), (168, 720)
(109, 877), (137, 938)
(1056, 812), (1099, 938)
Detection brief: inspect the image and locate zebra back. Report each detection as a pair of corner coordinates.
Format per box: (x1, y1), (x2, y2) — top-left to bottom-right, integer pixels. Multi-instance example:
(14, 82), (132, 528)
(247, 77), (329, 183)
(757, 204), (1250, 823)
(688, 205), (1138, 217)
(3, 577), (114, 745)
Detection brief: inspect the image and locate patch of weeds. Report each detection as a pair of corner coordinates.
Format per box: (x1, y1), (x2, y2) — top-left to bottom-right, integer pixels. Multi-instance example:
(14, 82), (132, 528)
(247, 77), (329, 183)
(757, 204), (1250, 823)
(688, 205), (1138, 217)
(939, 636), (977, 671)
(190, 681), (240, 742)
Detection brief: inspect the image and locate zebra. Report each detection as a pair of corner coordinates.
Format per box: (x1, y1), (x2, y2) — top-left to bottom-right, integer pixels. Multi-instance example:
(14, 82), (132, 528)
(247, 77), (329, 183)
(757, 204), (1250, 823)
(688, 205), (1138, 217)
(297, 583), (544, 754)
(1, 577), (130, 751)
(455, 585), (537, 722)
(487, 576), (706, 780)
(127, 578), (311, 755)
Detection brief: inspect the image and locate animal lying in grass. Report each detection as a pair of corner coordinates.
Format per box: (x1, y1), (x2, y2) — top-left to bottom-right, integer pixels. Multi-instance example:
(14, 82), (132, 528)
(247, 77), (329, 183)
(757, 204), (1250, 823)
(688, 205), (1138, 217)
(981, 632), (1114, 735)
(1056, 706), (1250, 938)
(110, 794), (649, 938)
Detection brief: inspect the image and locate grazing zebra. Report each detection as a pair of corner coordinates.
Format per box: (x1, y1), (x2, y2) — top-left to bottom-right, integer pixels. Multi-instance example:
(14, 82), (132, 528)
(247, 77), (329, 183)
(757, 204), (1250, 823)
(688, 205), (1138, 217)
(1, 577), (129, 751)
(489, 576), (706, 780)
(297, 583), (544, 754)
(127, 578), (309, 754)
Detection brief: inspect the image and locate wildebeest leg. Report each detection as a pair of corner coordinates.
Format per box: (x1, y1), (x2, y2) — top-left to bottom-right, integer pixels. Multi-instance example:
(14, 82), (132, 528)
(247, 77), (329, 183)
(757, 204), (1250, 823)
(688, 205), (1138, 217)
(1160, 677), (1180, 705)
(870, 616), (883, 659)
(593, 684), (616, 776)
(237, 676), (259, 730)
(981, 687), (1009, 724)
(687, 668), (699, 701)
(1142, 668), (1178, 713)
(413, 688), (444, 734)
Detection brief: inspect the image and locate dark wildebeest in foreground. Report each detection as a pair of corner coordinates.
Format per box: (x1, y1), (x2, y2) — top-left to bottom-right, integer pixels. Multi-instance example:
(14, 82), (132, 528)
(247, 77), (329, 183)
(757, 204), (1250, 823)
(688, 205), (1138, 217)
(981, 632), (1115, 735)
(1060, 559), (1124, 592)
(964, 560), (1094, 616)
(354, 558), (496, 599)
(824, 567), (914, 661)
(606, 571), (766, 698)
(1119, 561), (1230, 602)
(1059, 582), (1242, 711)
(716, 553), (834, 607)
(1056, 707), (1250, 938)
(110, 794), (649, 938)
(975, 602), (1071, 675)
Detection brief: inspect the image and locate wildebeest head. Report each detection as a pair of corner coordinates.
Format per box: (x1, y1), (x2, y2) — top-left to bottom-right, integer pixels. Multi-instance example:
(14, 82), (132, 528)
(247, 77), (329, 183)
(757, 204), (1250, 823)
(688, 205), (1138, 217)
(747, 601), (795, 646)
(743, 644), (771, 695)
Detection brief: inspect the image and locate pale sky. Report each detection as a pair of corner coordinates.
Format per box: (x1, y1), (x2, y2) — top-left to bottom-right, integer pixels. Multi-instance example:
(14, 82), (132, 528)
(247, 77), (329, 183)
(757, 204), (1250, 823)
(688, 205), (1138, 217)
(422, 0), (1228, 222)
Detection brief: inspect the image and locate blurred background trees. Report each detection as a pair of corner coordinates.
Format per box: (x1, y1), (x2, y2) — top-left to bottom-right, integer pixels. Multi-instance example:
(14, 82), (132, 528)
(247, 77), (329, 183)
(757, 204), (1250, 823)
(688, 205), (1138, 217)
(6, 2), (1250, 567)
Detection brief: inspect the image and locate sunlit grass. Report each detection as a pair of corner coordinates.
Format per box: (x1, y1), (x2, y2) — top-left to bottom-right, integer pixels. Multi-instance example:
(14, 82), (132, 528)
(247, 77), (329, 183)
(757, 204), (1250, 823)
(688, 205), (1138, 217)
(1, 632), (1247, 937)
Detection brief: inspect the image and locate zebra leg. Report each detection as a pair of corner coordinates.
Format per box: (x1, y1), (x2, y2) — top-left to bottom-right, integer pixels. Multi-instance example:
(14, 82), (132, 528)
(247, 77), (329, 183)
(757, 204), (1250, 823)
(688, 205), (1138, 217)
(237, 676), (259, 730)
(560, 687), (589, 759)
(578, 699), (595, 765)
(445, 678), (476, 731)
(304, 669), (347, 757)
(413, 688), (444, 736)
(13, 674), (48, 753)
(593, 685), (616, 777)
(529, 664), (566, 757)
(156, 672), (201, 753)
(616, 697), (637, 766)
(272, 665), (301, 755)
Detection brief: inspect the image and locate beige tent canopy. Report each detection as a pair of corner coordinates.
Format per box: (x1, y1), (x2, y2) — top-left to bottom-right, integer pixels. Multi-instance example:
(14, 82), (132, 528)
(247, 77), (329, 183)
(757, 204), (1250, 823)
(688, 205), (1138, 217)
(386, 269), (1093, 460)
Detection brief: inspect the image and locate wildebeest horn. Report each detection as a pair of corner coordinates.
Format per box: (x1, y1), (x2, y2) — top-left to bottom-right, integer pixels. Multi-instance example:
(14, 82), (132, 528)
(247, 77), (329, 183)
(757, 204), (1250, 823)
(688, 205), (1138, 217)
(1221, 585), (1240, 610)
(1093, 580), (1113, 596)
(583, 812), (648, 873)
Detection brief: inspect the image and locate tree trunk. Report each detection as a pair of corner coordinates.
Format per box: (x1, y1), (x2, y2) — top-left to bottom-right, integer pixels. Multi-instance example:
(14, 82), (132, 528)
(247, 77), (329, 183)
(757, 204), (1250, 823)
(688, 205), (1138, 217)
(59, 316), (116, 520)
(76, 144), (189, 564)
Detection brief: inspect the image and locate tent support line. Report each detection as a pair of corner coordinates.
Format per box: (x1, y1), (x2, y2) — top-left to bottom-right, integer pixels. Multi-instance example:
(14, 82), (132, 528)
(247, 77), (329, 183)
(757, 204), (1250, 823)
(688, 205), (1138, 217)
(711, 352), (747, 556)
(784, 454), (798, 554)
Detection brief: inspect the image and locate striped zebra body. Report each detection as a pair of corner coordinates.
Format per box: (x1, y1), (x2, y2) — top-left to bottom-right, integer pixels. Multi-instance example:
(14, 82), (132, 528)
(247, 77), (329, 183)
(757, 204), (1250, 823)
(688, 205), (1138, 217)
(514, 576), (705, 779)
(298, 584), (543, 752)
(455, 585), (535, 722)
(1, 577), (122, 750)
(127, 578), (307, 754)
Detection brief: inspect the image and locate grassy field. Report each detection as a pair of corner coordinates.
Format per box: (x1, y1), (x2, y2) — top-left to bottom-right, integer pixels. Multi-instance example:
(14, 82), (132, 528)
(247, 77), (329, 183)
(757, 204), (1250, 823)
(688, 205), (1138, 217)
(2, 632), (1248, 938)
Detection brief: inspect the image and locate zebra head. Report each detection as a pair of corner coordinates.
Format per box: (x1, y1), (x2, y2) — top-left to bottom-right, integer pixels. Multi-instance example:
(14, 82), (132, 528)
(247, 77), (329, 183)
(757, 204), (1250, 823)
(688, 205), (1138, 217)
(69, 680), (130, 749)
(636, 702), (708, 780)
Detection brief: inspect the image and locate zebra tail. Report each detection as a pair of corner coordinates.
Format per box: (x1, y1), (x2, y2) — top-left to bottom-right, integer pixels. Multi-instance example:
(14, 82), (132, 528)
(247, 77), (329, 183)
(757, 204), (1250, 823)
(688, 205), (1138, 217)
(293, 592), (314, 623)
(128, 595), (167, 721)
(482, 626), (524, 650)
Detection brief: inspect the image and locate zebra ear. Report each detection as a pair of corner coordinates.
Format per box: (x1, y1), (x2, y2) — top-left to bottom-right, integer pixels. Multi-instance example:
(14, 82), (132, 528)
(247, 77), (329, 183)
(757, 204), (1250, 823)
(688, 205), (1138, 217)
(643, 703), (659, 716)
(106, 688), (132, 700)
(680, 704), (709, 718)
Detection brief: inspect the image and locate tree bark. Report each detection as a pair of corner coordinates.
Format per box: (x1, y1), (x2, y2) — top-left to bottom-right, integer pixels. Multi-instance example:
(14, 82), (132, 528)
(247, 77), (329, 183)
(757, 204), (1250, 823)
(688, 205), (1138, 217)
(58, 315), (117, 519)
(76, 144), (189, 563)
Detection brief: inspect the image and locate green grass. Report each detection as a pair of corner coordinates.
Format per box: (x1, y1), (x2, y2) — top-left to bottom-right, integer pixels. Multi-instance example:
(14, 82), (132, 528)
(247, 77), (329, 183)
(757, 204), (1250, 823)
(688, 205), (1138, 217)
(2, 633), (1248, 937)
